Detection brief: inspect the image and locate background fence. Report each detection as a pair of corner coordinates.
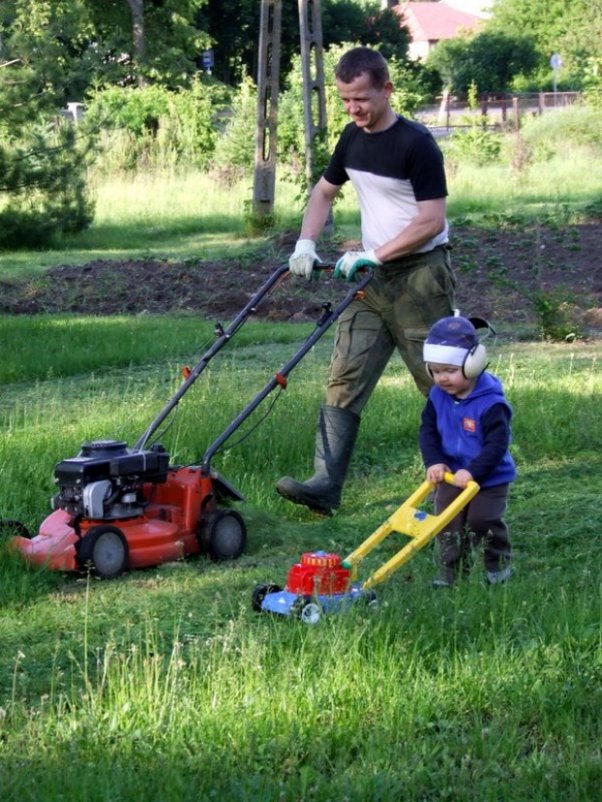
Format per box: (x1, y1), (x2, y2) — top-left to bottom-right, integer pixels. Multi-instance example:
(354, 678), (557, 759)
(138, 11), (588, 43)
(417, 92), (581, 134)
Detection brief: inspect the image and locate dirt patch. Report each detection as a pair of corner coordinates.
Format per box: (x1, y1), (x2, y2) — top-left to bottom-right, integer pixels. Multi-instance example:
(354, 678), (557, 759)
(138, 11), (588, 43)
(2, 223), (601, 335)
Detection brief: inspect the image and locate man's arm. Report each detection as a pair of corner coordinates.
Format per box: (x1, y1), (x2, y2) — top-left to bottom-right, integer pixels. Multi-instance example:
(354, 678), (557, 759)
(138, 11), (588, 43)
(373, 198), (447, 263)
(299, 177), (341, 240)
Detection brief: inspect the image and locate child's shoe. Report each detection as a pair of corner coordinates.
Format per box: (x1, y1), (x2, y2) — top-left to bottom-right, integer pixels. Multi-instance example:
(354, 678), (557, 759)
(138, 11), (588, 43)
(432, 567), (455, 588)
(486, 566), (514, 585)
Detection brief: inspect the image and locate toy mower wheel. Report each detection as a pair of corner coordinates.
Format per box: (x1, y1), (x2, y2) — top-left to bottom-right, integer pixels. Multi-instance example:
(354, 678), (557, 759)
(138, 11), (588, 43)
(251, 583), (282, 613)
(76, 525), (129, 579)
(201, 510), (247, 561)
(292, 596), (322, 625)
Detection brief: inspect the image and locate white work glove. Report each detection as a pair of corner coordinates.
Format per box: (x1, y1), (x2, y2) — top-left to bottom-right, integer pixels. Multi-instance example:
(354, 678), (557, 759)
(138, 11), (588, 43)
(288, 239), (321, 280)
(334, 250), (382, 282)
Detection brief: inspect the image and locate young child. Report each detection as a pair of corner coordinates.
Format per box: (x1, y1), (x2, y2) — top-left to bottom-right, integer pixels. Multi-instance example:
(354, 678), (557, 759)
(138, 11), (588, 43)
(419, 315), (516, 587)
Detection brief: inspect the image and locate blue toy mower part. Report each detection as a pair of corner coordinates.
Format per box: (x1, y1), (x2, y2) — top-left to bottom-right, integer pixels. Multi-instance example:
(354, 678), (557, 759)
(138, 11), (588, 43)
(253, 474), (478, 623)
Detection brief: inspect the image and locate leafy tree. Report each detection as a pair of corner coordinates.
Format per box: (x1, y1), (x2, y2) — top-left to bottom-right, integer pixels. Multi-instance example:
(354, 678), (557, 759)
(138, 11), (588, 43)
(0, 0), (97, 248)
(84, 0), (210, 88)
(428, 30), (538, 95)
(200, 0), (411, 86)
(488, 0), (602, 89)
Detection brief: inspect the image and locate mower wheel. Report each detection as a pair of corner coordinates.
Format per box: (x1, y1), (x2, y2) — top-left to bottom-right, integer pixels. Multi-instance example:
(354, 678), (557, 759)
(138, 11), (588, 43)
(362, 589), (378, 608)
(292, 596), (322, 625)
(202, 510), (247, 561)
(251, 583), (283, 613)
(0, 519), (31, 539)
(76, 525), (129, 579)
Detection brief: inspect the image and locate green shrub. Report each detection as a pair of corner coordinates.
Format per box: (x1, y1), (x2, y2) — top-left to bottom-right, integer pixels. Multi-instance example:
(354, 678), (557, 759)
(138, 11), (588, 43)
(519, 105), (602, 153)
(533, 288), (585, 341)
(440, 83), (503, 168)
(210, 77), (257, 185)
(0, 121), (95, 249)
(85, 79), (231, 173)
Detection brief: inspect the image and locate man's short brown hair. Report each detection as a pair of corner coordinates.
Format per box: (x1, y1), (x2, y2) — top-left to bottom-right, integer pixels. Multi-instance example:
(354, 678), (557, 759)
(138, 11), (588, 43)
(335, 47), (390, 89)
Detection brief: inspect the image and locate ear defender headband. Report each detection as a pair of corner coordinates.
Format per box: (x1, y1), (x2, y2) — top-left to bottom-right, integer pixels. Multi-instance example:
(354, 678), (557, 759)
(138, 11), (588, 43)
(424, 315), (496, 379)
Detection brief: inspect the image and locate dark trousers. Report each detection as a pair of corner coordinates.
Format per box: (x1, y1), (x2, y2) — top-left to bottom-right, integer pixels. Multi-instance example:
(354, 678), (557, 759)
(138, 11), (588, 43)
(434, 482), (512, 581)
(325, 247), (456, 413)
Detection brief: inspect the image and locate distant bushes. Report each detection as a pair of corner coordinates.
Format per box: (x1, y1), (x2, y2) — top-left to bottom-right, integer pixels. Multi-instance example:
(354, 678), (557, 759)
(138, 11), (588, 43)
(85, 79), (232, 174)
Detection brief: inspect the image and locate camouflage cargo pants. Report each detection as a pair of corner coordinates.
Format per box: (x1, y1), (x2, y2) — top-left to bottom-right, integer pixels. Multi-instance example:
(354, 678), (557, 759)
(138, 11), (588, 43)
(325, 245), (457, 414)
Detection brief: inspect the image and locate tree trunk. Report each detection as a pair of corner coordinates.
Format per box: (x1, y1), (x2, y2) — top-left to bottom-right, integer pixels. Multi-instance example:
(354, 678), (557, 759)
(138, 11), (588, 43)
(125, 0), (146, 85)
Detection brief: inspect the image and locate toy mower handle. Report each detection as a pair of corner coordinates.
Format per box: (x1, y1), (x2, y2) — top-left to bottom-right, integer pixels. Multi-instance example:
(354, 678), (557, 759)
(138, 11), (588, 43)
(441, 471), (478, 492)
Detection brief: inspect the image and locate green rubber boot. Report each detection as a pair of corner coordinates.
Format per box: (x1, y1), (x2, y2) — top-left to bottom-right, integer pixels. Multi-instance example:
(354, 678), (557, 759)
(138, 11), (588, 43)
(276, 405), (360, 516)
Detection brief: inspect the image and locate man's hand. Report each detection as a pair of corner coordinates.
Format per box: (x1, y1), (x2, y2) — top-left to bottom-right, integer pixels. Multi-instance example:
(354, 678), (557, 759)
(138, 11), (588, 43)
(334, 250), (382, 282)
(289, 239), (321, 280)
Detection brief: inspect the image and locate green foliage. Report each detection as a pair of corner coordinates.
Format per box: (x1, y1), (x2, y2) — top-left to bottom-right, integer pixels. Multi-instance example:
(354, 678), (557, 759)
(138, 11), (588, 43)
(210, 77), (257, 184)
(440, 84), (503, 167)
(582, 55), (602, 109)
(0, 1), (100, 247)
(83, 0), (210, 89)
(488, 0), (602, 90)
(427, 30), (538, 95)
(518, 105), (602, 153)
(321, 2), (411, 63)
(0, 121), (95, 249)
(85, 79), (231, 173)
(533, 289), (585, 341)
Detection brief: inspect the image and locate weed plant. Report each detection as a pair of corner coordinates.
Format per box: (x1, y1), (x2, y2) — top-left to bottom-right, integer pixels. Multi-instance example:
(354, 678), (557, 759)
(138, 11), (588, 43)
(0, 319), (600, 801)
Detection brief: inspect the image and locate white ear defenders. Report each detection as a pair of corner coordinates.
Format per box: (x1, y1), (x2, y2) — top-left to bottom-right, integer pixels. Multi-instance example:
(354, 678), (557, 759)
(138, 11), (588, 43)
(462, 316), (495, 378)
(425, 315), (495, 379)
(461, 341), (488, 378)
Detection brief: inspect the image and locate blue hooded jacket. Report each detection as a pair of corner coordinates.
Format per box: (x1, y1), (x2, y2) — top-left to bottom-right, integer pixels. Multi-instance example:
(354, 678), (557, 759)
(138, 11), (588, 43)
(422, 371), (517, 488)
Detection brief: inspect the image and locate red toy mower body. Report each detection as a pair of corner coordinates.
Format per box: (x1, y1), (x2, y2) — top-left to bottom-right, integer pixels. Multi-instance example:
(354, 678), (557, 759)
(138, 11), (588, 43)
(286, 552), (351, 596)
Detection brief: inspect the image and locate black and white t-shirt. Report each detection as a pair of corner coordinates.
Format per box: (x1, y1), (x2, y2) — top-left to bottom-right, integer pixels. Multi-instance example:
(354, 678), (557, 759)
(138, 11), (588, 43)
(323, 116), (449, 253)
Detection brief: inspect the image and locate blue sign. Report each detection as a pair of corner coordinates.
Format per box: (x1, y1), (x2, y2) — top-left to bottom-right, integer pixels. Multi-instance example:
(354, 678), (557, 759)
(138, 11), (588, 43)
(202, 49), (214, 70)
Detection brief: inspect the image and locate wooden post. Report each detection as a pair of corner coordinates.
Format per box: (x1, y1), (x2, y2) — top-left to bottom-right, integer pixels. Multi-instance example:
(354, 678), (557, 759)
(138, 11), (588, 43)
(252, 0), (282, 220)
(298, 0), (328, 194)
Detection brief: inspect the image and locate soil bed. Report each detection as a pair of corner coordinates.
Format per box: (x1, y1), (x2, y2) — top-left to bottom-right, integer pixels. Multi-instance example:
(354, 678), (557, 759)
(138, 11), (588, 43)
(2, 223), (601, 335)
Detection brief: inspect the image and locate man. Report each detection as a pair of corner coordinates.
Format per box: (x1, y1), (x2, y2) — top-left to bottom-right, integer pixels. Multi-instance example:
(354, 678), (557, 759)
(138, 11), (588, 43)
(277, 46), (457, 515)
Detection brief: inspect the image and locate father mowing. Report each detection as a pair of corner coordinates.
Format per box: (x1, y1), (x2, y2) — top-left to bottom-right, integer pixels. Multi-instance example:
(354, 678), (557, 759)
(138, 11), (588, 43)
(277, 46), (457, 515)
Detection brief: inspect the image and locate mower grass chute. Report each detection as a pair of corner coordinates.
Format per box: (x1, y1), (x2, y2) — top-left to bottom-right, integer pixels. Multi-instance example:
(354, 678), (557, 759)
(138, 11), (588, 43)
(11, 265), (373, 578)
(253, 472), (479, 623)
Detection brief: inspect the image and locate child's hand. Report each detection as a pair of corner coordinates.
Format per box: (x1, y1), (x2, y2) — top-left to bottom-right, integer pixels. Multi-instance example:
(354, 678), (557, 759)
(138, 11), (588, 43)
(453, 469), (474, 488)
(426, 464), (449, 483)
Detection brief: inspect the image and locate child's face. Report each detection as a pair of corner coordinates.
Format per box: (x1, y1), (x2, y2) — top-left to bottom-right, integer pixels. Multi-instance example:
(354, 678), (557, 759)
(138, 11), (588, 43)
(428, 363), (476, 398)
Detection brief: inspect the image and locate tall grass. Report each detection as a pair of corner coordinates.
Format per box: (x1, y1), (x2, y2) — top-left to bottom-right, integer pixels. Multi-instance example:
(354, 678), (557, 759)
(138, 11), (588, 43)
(1, 119), (601, 278)
(0, 319), (600, 800)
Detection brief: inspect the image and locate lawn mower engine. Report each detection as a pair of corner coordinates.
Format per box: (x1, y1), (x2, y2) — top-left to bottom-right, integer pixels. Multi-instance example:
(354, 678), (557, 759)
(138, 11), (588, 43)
(13, 438), (246, 579)
(54, 439), (170, 521)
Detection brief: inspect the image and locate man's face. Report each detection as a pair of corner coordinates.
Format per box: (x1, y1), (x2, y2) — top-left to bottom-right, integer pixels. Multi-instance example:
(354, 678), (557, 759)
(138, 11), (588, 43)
(335, 72), (393, 133)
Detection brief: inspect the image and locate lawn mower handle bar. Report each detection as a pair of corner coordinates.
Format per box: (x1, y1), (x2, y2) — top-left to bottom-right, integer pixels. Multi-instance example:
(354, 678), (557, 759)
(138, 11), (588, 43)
(134, 263), (359, 452)
(200, 268), (373, 471)
(134, 263), (290, 451)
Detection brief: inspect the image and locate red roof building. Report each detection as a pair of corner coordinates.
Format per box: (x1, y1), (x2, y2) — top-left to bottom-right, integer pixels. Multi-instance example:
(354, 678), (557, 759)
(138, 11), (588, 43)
(395, 2), (484, 60)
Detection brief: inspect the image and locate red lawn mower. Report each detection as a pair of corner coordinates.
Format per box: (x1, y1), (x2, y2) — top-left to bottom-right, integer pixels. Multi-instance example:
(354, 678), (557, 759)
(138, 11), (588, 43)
(10, 265), (373, 578)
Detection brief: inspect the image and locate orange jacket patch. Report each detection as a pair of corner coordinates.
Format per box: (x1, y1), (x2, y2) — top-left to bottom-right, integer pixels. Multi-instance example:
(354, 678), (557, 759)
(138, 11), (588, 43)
(463, 417), (477, 433)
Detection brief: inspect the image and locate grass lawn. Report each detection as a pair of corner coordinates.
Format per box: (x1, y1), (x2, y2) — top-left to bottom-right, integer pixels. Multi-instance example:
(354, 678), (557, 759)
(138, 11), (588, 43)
(0, 319), (600, 801)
